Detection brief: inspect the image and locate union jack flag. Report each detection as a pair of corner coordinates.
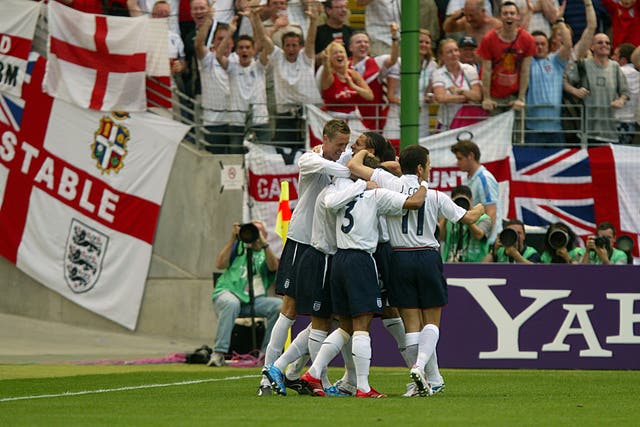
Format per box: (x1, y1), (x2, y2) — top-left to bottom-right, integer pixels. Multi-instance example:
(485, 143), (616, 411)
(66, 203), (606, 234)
(509, 146), (596, 236)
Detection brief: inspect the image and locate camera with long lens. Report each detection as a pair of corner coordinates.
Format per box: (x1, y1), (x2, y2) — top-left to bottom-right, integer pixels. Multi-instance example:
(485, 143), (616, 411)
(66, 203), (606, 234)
(452, 195), (471, 210)
(238, 223), (260, 244)
(593, 236), (610, 250)
(548, 228), (569, 250)
(499, 228), (518, 247)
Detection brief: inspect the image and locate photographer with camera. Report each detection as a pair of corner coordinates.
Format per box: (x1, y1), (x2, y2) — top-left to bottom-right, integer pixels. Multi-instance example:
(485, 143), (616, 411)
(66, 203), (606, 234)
(209, 221), (281, 367)
(580, 221), (628, 265)
(484, 218), (540, 264)
(439, 185), (492, 263)
(540, 221), (584, 264)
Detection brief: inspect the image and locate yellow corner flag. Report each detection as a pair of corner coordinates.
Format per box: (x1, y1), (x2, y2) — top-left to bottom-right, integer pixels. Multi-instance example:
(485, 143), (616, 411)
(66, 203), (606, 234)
(274, 181), (292, 244)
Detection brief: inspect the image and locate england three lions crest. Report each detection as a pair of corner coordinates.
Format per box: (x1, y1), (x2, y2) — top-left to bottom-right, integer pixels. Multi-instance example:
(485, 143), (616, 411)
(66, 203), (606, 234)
(64, 219), (109, 293)
(92, 112), (130, 174)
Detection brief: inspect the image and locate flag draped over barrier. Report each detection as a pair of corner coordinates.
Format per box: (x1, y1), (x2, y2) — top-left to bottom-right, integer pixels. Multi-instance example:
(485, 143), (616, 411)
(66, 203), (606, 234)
(0, 55), (189, 329)
(0, 0), (41, 98)
(44, 1), (153, 111)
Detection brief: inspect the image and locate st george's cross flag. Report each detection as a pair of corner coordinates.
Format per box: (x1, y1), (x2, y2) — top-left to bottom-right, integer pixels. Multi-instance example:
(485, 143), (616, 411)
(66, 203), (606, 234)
(44, 1), (168, 111)
(0, 0), (41, 98)
(0, 55), (189, 329)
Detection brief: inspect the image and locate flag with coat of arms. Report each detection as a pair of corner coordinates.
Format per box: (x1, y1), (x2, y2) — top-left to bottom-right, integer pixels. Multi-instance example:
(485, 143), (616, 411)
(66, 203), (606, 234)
(0, 54), (189, 329)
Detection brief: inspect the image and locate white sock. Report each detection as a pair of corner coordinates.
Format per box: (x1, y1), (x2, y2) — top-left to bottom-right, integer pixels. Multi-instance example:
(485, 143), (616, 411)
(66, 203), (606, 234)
(416, 324), (439, 372)
(340, 336), (357, 386)
(404, 332), (420, 368)
(308, 328), (328, 363)
(352, 331), (372, 393)
(264, 313), (293, 367)
(426, 350), (444, 385)
(285, 354), (310, 381)
(274, 323), (310, 372)
(308, 328), (349, 379)
(382, 317), (405, 348)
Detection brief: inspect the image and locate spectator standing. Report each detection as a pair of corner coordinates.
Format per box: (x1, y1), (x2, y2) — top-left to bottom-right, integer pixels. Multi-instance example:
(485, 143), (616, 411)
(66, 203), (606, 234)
(458, 35), (481, 73)
(478, 1), (536, 115)
(315, 0), (354, 63)
(355, 0), (401, 57)
(260, 3), (322, 146)
(580, 221), (629, 265)
(262, 0), (304, 49)
(217, 8), (272, 150)
(195, 10), (233, 153)
(418, 29), (438, 139)
(484, 219), (541, 263)
(442, 0), (500, 43)
(514, 0), (561, 37)
(208, 221), (281, 367)
(451, 139), (503, 243)
(525, 21), (571, 145)
(564, 33), (629, 144)
(431, 38), (484, 131)
(320, 41), (373, 119)
(612, 43), (640, 144)
(349, 26), (399, 133)
(601, 0), (640, 50)
(182, 0), (211, 98)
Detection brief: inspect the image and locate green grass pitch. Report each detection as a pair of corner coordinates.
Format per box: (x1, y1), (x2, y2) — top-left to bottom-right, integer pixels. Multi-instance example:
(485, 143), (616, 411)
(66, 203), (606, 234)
(1, 365), (639, 426)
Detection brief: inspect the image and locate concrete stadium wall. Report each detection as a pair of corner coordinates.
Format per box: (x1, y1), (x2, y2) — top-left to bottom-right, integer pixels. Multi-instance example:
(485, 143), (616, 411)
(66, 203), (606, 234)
(0, 143), (244, 341)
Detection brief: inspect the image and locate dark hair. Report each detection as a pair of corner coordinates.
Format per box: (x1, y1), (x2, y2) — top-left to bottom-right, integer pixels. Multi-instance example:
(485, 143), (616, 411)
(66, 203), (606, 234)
(281, 31), (304, 46)
(617, 43), (635, 63)
(237, 34), (255, 46)
(323, 119), (350, 140)
(451, 185), (473, 199)
(213, 22), (230, 39)
(451, 140), (481, 162)
(500, 1), (520, 14)
(503, 218), (525, 235)
(530, 30), (548, 42)
(362, 132), (396, 162)
(597, 221), (616, 237)
(399, 145), (429, 175)
(543, 221), (579, 261)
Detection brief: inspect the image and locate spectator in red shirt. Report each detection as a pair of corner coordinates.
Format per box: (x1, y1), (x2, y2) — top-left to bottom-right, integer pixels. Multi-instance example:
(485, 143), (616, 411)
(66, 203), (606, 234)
(601, 0), (640, 50)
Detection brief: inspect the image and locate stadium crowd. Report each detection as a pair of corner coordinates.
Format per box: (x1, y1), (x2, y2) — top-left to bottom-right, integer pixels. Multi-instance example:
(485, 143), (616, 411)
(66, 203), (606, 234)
(49, 0), (640, 150)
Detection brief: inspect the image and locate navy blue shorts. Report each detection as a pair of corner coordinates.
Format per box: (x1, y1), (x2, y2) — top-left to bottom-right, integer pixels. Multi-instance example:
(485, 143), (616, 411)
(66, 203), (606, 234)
(295, 247), (333, 318)
(331, 249), (383, 317)
(274, 240), (310, 297)
(373, 241), (392, 304)
(387, 249), (447, 309)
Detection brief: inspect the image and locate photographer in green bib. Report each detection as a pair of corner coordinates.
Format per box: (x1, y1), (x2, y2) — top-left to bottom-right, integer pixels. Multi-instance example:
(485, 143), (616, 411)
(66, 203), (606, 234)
(485, 218), (541, 264)
(439, 185), (491, 263)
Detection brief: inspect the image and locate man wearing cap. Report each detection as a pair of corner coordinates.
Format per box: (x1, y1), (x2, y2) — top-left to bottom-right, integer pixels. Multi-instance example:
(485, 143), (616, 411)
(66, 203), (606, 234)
(458, 35), (481, 73)
(443, 0), (500, 43)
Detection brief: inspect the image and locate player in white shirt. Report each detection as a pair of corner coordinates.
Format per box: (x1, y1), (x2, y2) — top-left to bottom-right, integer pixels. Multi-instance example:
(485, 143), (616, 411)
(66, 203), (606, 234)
(258, 119), (350, 396)
(263, 179), (365, 396)
(348, 145), (485, 397)
(298, 169), (427, 398)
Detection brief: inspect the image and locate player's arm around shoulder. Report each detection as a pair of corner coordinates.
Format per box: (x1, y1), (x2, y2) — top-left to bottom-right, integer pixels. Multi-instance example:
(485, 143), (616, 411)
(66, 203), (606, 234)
(403, 181), (428, 210)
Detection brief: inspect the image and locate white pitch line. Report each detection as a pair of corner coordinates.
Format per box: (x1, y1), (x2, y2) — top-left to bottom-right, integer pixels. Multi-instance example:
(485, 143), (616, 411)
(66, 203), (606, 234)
(0, 374), (259, 403)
